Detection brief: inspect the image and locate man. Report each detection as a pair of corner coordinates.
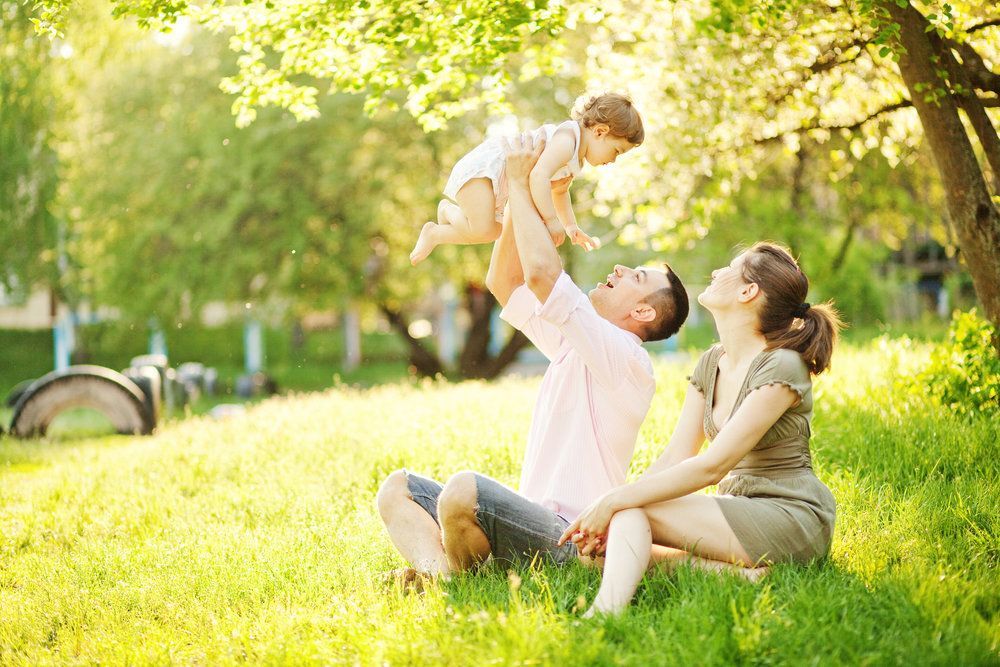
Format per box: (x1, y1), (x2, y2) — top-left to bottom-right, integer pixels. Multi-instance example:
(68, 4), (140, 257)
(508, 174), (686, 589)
(376, 134), (689, 581)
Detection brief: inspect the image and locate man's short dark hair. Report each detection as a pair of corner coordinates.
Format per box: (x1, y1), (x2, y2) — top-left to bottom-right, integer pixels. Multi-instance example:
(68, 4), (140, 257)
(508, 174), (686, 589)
(640, 264), (689, 342)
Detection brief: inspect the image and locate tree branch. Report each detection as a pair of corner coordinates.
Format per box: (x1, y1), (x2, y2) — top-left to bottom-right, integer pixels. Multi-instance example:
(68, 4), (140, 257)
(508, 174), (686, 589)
(945, 37), (1000, 95)
(766, 36), (869, 107)
(965, 18), (1000, 35)
(754, 99), (913, 144)
(483, 330), (530, 380)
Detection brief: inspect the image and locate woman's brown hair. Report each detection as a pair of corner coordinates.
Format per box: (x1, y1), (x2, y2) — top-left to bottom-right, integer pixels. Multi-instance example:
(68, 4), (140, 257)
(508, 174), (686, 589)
(741, 242), (844, 375)
(573, 93), (644, 145)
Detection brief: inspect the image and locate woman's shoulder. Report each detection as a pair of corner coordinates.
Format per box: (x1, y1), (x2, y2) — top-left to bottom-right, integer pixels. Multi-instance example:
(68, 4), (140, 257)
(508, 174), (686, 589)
(749, 347), (812, 397)
(687, 344), (722, 395)
(697, 343), (725, 367)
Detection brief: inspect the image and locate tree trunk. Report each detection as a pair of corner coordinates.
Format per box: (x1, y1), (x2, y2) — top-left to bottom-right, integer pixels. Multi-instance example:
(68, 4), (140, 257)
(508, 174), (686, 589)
(458, 284), (534, 379)
(379, 304), (445, 376)
(788, 142), (809, 256)
(458, 284), (494, 378)
(380, 294), (531, 379)
(885, 1), (1000, 342)
(482, 330), (531, 380)
(927, 31), (1000, 194)
(830, 218), (859, 274)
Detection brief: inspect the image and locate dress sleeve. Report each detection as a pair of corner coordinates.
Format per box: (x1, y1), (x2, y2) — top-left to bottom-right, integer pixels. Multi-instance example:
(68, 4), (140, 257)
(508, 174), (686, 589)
(746, 348), (811, 403)
(687, 347), (715, 395)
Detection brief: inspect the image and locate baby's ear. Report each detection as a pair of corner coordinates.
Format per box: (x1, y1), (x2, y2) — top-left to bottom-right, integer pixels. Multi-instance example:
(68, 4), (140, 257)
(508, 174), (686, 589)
(591, 123), (610, 138)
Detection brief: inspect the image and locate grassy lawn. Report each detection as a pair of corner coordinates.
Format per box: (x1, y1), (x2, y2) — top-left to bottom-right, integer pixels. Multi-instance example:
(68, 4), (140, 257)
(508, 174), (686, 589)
(0, 340), (997, 664)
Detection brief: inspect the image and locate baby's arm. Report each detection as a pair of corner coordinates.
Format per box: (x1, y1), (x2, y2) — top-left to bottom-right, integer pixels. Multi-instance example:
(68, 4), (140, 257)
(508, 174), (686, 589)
(551, 180), (600, 252)
(528, 129), (576, 230)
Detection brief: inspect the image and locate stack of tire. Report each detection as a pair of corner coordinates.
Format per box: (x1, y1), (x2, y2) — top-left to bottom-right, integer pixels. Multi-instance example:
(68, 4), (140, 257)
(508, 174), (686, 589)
(4, 356), (217, 438)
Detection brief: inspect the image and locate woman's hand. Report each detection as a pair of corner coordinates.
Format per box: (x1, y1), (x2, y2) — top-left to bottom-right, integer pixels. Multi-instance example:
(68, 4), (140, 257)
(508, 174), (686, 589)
(558, 492), (620, 549)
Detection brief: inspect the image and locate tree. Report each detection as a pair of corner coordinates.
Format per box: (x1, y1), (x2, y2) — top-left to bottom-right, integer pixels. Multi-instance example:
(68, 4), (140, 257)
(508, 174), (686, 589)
(0, 1), (59, 296)
(30, 0), (1000, 342)
(58, 21), (540, 377)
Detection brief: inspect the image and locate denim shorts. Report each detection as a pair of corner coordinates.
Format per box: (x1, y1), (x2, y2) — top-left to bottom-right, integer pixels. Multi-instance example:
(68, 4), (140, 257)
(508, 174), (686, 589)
(404, 470), (578, 566)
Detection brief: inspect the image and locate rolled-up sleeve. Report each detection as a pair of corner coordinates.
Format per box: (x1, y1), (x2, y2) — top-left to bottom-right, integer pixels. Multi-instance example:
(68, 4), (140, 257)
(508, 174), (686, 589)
(500, 284), (565, 360)
(538, 273), (644, 390)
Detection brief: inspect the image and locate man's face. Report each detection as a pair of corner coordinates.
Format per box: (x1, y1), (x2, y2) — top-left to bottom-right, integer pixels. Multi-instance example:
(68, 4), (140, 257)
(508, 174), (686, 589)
(589, 264), (670, 323)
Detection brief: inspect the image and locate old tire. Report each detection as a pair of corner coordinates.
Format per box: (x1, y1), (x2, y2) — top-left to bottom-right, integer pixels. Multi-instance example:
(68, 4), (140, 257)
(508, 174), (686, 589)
(10, 365), (156, 438)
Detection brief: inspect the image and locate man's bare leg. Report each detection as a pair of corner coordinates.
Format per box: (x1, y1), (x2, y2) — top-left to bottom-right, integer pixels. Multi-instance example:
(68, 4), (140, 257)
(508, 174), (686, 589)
(376, 471), (449, 577)
(437, 472), (492, 572)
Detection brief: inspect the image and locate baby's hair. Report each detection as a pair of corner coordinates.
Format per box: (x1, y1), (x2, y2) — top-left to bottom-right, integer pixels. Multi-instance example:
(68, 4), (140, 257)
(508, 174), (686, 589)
(573, 93), (644, 145)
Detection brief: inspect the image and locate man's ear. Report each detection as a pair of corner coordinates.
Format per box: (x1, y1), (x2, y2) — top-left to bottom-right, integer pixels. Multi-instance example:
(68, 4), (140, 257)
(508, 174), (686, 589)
(737, 282), (760, 304)
(631, 302), (656, 324)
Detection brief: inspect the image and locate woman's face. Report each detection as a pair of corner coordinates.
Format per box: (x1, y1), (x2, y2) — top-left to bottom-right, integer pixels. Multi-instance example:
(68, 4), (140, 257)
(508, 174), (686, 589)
(697, 252), (750, 311)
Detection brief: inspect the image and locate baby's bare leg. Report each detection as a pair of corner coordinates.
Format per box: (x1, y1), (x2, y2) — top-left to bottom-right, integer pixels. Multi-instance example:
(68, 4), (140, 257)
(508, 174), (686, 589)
(410, 178), (499, 265)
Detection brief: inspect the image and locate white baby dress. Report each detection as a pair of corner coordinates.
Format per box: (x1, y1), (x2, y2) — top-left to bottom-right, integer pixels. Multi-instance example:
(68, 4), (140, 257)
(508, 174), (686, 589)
(443, 120), (584, 222)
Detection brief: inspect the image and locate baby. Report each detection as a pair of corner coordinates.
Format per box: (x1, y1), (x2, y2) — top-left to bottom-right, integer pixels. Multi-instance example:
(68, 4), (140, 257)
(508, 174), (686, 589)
(410, 93), (644, 264)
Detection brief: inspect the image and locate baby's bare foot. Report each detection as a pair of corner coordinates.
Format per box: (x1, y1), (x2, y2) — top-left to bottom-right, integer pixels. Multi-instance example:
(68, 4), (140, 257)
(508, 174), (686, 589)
(409, 221), (438, 265)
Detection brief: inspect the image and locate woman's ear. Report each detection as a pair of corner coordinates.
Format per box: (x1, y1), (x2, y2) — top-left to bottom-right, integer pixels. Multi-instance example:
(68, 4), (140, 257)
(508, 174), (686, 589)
(738, 282), (760, 304)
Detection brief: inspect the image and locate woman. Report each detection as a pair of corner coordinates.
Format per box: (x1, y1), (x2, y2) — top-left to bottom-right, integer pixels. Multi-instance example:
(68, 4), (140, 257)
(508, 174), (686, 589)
(559, 242), (843, 616)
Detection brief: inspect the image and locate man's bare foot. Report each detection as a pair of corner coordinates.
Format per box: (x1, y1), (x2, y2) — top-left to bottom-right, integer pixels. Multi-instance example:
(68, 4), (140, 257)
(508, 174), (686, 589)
(382, 567), (433, 593)
(410, 222), (438, 265)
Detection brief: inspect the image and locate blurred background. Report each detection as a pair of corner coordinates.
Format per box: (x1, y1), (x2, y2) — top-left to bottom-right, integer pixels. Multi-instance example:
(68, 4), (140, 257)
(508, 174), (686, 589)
(2, 0), (994, 426)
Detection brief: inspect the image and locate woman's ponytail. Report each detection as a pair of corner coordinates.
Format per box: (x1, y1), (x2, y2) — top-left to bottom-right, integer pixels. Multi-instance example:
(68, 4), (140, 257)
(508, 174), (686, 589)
(765, 302), (843, 375)
(741, 242), (845, 375)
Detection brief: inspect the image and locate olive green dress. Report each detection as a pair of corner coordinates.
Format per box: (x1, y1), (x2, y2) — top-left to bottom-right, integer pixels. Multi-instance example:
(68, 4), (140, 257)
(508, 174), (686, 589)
(689, 345), (836, 564)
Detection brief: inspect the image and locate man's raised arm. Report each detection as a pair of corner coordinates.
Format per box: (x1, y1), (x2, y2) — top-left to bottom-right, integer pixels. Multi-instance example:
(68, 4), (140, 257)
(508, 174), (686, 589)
(504, 136), (563, 304)
(484, 208), (524, 308)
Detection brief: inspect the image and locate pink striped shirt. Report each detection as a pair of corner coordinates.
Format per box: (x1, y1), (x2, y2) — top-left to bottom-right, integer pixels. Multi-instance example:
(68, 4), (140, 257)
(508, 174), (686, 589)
(500, 272), (656, 521)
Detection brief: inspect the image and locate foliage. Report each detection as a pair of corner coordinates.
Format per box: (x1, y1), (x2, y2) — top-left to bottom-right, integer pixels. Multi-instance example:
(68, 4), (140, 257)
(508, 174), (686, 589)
(908, 309), (1000, 416)
(0, 342), (997, 662)
(0, 1), (60, 293)
(29, 0), (569, 130)
(25, 0), (1000, 314)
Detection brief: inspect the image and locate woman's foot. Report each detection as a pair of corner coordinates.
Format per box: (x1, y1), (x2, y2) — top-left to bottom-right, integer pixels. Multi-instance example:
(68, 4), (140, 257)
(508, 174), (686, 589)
(740, 564), (770, 583)
(409, 221), (438, 265)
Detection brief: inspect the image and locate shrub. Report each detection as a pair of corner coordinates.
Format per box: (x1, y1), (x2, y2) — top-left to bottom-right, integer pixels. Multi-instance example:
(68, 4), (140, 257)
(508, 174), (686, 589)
(911, 309), (999, 417)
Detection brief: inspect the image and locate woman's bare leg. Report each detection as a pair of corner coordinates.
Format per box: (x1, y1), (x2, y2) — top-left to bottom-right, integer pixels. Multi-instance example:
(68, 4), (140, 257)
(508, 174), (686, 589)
(582, 508), (652, 617)
(586, 494), (758, 616)
(410, 178), (500, 264)
(650, 545), (769, 581)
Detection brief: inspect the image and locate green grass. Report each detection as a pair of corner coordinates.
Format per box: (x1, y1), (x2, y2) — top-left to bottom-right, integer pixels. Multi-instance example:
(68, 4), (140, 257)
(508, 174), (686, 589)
(0, 340), (997, 664)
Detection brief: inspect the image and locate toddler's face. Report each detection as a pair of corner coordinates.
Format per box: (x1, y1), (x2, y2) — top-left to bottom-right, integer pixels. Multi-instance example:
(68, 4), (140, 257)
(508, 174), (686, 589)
(584, 126), (636, 166)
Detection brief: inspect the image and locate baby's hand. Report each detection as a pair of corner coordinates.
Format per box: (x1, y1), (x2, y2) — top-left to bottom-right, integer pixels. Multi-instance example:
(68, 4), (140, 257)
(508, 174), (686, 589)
(567, 226), (601, 252)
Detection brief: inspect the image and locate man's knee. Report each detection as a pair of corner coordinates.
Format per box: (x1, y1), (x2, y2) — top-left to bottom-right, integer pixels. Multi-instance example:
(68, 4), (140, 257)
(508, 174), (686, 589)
(376, 469), (410, 521)
(438, 471), (479, 525)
